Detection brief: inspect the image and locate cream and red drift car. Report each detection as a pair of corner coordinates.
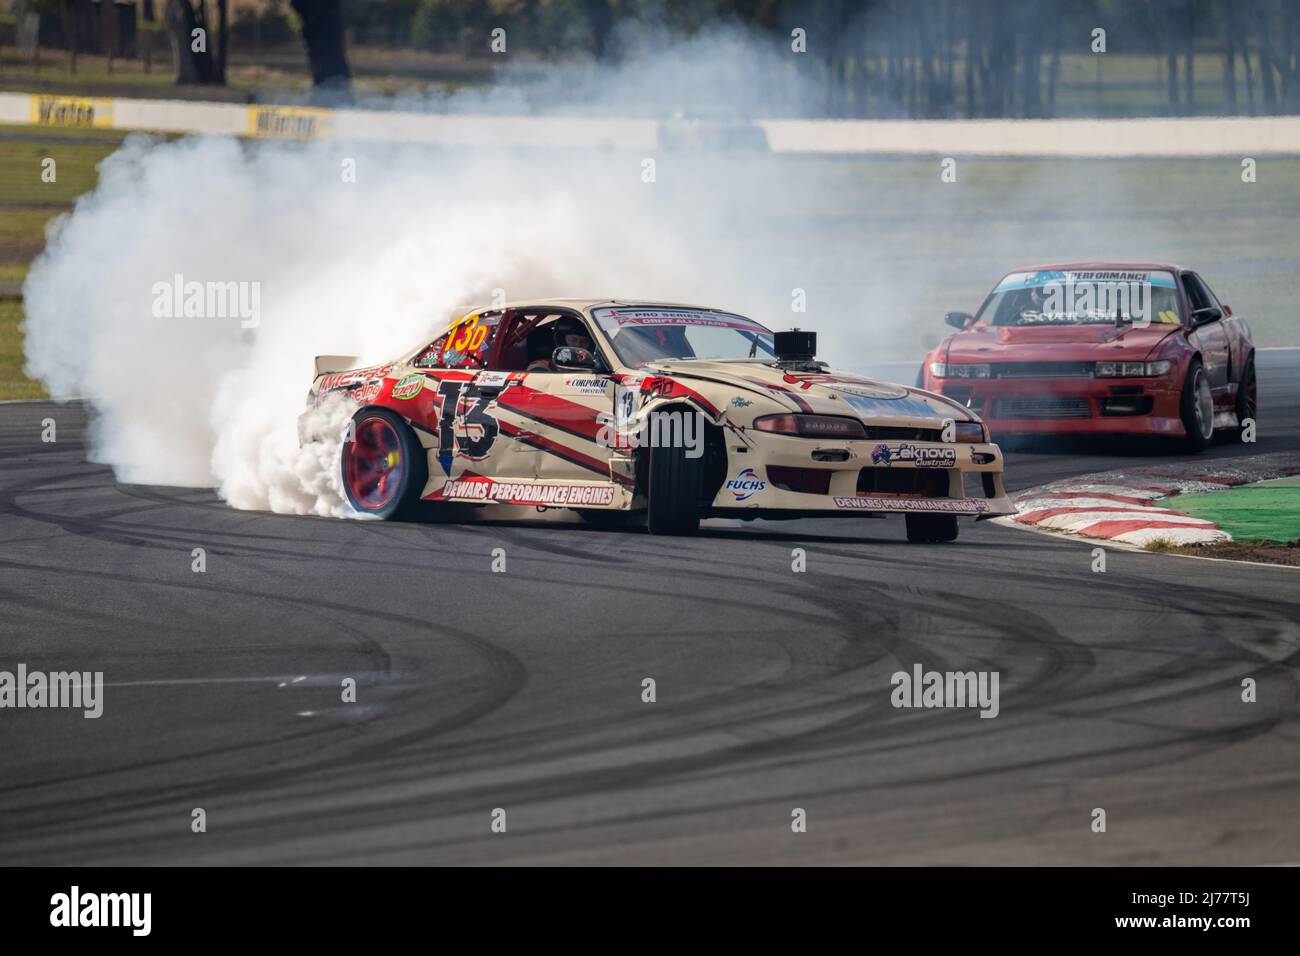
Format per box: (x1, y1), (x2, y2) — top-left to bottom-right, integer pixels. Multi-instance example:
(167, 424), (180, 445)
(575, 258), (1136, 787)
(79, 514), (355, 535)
(301, 301), (1014, 540)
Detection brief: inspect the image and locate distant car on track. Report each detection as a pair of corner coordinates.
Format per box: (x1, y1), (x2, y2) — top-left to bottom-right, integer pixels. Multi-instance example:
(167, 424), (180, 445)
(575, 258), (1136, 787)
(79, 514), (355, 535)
(917, 263), (1256, 451)
(301, 300), (1014, 541)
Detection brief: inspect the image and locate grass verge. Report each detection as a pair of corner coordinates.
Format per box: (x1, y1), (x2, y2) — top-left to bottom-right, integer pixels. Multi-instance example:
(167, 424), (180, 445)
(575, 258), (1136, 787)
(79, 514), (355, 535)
(0, 300), (44, 400)
(1143, 536), (1300, 567)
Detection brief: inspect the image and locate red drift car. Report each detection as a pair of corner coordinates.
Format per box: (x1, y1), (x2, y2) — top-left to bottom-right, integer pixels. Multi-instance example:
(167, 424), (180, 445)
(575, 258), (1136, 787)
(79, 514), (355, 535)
(917, 263), (1256, 451)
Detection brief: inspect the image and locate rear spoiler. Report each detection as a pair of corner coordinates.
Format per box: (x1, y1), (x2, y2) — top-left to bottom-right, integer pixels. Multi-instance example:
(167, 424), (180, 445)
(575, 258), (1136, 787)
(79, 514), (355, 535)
(314, 355), (358, 377)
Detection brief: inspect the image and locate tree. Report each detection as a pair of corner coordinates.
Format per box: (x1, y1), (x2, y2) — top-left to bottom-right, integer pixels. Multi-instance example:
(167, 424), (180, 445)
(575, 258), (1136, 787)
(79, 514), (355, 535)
(291, 0), (353, 103)
(165, 0), (227, 84)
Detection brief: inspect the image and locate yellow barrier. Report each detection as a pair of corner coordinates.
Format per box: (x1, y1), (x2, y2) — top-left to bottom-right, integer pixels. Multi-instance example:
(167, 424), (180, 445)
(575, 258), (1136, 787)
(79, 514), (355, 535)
(245, 105), (335, 140)
(29, 95), (115, 129)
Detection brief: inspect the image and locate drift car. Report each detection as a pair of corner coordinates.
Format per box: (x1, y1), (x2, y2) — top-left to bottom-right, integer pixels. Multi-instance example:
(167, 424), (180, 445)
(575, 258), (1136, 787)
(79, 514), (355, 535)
(918, 263), (1256, 451)
(302, 300), (1014, 540)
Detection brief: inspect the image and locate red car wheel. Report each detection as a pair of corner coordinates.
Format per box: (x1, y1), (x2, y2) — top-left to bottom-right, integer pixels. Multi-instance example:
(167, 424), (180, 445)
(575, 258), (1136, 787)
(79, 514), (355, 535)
(341, 409), (427, 518)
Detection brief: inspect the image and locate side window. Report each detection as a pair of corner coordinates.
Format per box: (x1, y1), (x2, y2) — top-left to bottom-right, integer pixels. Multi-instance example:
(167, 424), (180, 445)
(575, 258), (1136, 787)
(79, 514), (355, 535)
(1182, 273), (1213, 314)
(1192, 273), (1223, 309)
(414, 312), (501, 369)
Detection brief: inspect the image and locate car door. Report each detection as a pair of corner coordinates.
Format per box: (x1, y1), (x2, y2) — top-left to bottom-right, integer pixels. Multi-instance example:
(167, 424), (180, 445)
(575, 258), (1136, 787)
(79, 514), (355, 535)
(1182, 272), (1231, 393)
(488, 313), (618, 482)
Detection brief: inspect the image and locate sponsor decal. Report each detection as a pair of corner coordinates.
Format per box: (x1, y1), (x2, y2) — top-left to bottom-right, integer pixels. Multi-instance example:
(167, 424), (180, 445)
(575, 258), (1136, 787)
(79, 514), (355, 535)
(442, 477), (615, 506)
(318, 366), (390, 395)
(563, 376), (608, 396)
(730, 396), (753, 407)
(391, 373), (425, 400)
(870, 443), (957, 468)
(474, 370), (510, 388)
(30, 95), (114, 129)
(593, 307), (769, 333)
(246, 105), (335, 140)
(725, 467), (766, 501)
(834, 496), (990, 513)
(996, 269), (1177, 291)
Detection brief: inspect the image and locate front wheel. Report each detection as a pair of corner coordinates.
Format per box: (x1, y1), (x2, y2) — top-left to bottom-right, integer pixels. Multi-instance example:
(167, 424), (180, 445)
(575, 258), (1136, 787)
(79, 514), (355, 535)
(646, 442), (702, 535)
(341, 408), (428, 520)
(1179, 358), (1215, 453)
(905, 512), (959, 543)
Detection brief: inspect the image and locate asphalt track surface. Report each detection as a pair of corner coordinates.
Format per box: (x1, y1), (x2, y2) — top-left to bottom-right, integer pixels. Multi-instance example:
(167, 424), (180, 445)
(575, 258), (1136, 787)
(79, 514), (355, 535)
(1, 351), (1298, 865)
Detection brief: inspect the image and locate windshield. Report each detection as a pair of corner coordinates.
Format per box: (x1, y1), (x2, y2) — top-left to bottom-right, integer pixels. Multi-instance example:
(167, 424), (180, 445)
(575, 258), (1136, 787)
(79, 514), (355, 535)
(976, 270), (1182, 327)
(592, 307), (775, 365)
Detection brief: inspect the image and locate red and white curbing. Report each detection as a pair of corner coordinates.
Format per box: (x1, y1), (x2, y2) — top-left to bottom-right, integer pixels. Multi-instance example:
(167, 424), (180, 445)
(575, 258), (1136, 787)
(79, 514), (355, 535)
(999, 453), (1300, 548)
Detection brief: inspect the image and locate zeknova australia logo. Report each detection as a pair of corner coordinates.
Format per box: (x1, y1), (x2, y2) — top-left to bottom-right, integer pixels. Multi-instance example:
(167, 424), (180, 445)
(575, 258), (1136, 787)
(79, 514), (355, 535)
(726, 467), (765, 501)
(871, 443), (957, 468)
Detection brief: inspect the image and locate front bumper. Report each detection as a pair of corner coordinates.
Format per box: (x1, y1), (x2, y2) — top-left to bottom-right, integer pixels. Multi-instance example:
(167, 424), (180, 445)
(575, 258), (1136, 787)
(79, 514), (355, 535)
(711, 433), (1015, 517)
(924, 374), (1185, 437)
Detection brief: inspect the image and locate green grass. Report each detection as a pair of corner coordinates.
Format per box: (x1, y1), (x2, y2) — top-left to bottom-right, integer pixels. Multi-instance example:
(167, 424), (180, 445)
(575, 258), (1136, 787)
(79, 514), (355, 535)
(0, 134), (121, 204)
(0, 125), (122, 397)
(1172, 477), (1300, 543)
(0, 300), (44, 400)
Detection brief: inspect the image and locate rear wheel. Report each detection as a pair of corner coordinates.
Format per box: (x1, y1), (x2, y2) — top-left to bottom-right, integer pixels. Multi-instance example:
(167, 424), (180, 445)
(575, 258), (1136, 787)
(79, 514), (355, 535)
(646, 442), (702, 535)
(1235, 355), (1257, 436)
(1179, 358), (1215, 453)
(341, 408), (428, 520)
(905, 512), (959, 543)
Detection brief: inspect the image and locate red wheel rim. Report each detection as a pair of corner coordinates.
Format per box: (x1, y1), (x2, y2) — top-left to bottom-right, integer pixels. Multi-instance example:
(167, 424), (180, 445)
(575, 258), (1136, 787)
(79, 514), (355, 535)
(344, 417), (404, 510)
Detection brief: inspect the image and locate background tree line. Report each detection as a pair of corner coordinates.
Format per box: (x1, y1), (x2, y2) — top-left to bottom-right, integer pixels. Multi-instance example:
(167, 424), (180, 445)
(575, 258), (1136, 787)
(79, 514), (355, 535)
(5, 0), (1299, 116)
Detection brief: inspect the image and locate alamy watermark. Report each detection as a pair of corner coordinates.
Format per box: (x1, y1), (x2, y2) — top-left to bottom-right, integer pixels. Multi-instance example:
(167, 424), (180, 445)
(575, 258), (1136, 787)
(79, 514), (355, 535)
(596, 386), (703, 458)
(891, 664), (999, 718)
(1032, 277), (1153, 326)
(151, 273), (260, 328)
(0, 664), (103, 718)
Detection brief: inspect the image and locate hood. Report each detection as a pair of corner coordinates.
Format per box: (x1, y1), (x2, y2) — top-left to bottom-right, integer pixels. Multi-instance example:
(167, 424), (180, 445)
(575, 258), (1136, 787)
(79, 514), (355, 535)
(942, 322), (1180, 362)
(642, 359), (974, 426)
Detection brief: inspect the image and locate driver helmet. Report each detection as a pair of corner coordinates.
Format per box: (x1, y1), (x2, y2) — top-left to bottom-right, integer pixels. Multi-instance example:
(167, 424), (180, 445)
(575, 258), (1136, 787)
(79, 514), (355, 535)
(553, 317), (593, 351)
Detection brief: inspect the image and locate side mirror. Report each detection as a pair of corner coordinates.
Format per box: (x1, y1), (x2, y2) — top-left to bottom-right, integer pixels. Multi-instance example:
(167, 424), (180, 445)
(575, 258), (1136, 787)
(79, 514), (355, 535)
(1221, 303), (1233, 317)
(553, 346), (598, 371)
(944, 311), (973, 330)
(1192, 306), (1223, 326)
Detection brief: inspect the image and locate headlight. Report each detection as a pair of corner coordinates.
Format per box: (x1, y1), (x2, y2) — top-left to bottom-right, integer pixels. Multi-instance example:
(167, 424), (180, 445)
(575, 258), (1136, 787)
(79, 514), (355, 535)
(1095, 360), (1172, 377)
(754, 414), (867, 439)
(953, 422), (986, 443)
(930, 362), (990, 379)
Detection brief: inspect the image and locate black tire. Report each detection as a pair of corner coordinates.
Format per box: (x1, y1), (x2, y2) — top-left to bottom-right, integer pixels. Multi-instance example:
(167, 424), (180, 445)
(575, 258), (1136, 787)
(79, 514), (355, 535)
(1178, 357), (1215, 453)
(905, 512), (959, 543)
(341, 407), (428, 520)
(646, 442), (702, 535)
(577, 508), (640, 530)
(1235, 354), (1257, 437)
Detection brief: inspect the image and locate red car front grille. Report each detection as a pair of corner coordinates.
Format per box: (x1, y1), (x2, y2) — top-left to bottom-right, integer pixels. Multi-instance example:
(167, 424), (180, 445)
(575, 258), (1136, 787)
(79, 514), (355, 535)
(992, 397), (1092, 419)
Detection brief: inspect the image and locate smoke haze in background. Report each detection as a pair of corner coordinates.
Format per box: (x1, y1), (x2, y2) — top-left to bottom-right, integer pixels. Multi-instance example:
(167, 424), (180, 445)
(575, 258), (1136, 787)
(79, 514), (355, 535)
(21, 25), (1298, 514)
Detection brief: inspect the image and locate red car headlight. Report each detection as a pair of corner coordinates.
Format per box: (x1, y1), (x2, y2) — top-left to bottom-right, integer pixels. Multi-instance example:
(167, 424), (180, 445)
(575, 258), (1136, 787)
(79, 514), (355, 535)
(754, 414), (867, 439)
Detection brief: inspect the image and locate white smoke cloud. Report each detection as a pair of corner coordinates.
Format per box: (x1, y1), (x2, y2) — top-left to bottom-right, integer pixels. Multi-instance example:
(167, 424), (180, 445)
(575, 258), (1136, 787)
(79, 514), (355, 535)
(18, 27), (916, 515)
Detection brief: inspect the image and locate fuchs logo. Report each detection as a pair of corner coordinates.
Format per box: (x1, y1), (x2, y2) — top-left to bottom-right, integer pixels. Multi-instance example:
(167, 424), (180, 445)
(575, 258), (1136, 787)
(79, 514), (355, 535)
(391, 374), (424, 400)
(871, 443), (957, 468)
(726, 467), (765, 501)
